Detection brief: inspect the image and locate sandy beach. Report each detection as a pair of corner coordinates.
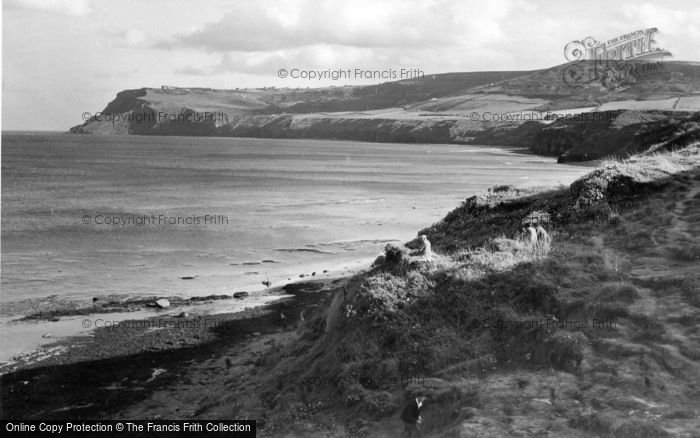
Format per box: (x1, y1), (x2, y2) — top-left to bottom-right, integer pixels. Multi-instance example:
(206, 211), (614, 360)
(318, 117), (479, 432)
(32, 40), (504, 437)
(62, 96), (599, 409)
(0, 257), (374, 371)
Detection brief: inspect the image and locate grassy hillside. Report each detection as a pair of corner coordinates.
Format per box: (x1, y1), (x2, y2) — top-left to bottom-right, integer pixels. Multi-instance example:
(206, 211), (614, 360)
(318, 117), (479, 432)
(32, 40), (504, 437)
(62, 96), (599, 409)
(71, 62), (700, 163)
(476, 61), (700, 106)
(203, 144), (700, 437)
(471, 111), (700, 162)
(280, 71), (535, 113)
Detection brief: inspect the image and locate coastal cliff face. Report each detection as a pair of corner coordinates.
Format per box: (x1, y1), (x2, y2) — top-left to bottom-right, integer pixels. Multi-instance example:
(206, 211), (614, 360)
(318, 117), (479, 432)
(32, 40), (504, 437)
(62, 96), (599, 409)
(71, 61), (700, 161)
(539, 111), (700, 162)
(218, 116), (459, 144)
(473, 110), (700, 162)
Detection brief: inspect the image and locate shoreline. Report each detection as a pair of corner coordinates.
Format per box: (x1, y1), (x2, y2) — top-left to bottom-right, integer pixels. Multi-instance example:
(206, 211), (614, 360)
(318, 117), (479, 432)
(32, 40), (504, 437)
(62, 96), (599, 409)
(0, 255), (375, 373)
(0, 275), (349, 419)
(0, 137), (594, 423)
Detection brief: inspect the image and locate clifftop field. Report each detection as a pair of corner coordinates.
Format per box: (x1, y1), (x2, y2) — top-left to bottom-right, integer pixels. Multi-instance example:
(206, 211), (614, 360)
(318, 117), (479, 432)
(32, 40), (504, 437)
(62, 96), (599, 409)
(72, 61), (700, 162)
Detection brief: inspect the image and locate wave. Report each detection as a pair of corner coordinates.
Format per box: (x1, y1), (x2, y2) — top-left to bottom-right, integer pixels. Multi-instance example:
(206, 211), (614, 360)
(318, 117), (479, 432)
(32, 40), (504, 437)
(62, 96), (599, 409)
(275, 248), (337, 254)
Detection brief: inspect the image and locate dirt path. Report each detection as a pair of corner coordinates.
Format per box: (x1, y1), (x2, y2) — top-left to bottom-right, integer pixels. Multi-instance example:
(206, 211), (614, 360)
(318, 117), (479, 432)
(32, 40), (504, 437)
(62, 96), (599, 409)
(669, 184), (700, 240)
(631, 177), (700, 280)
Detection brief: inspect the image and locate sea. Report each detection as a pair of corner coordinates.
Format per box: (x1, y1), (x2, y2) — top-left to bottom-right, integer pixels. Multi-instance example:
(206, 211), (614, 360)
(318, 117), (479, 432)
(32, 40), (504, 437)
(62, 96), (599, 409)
(1, 133), (588, 311)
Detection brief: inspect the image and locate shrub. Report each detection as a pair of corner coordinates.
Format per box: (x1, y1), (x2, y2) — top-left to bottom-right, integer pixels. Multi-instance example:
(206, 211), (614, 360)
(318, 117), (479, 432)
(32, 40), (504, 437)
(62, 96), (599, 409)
(570, 164), (622, 210)
(381, 243), (411, 276)
(355, 274), (409, 322)
(489, 184), (514, 193)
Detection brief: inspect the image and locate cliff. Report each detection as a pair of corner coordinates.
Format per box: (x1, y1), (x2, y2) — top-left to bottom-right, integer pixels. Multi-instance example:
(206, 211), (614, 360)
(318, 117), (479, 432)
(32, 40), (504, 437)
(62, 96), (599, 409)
(473, 110), (700, 162)
(71, 61), (700, 161)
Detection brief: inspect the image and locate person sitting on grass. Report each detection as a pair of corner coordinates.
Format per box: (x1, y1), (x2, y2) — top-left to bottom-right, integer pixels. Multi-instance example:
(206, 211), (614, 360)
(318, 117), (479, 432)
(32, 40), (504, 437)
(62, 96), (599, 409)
(411, 235), (432, 261)
(524, 225), (537, 244)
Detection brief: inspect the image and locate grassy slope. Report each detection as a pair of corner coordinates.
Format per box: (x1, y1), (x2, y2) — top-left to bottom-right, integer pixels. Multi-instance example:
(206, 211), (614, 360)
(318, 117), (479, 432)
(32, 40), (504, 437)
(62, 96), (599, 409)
(215, 145), (700, 437)
(71, 62), (700, 163)
(471, 110), (700, 162)
(73, 62), (700, 123)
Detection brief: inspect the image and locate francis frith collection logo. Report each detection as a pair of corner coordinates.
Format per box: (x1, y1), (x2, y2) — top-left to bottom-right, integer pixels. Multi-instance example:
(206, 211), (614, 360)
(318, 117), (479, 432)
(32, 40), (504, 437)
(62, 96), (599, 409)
(562, 27), (672, 89)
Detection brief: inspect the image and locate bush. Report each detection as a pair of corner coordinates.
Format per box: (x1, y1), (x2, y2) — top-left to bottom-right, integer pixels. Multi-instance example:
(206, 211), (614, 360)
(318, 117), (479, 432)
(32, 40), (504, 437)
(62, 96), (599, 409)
(570, 164), (622, 210)
(489, 184), (514, 193)
(355, 271), (434, 322)
(381, 243), (411, 276)
(355, 274), (409, 322)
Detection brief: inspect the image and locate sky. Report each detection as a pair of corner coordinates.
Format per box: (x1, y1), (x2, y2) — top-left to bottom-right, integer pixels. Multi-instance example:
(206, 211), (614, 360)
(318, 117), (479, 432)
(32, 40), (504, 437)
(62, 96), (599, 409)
(2, 0), (699, 130)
